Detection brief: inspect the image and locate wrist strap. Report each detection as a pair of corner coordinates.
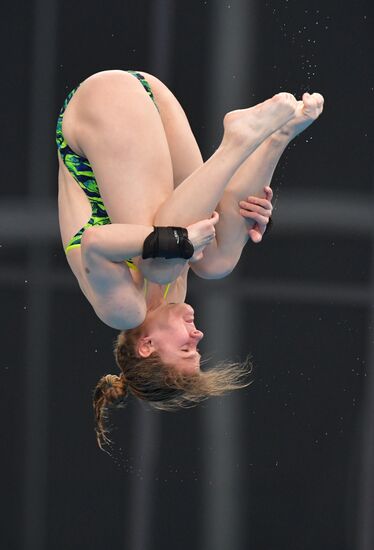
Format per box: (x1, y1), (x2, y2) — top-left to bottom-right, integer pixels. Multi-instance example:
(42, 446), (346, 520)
(142, 227), (194, 260)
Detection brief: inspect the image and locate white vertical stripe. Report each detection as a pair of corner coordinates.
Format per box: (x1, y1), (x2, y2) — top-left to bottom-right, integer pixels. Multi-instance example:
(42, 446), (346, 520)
(22, 0), (57, 548)
(22, 253), (50, 550)
(202, 1), (256, 549)
(356, 228), (374, 550)
(125, 3), (176, 549)
(27, 0), (58, 197)
(201, 295), (242, 550)
(126, 403), (161, 550)
(148, 0), (175, 83)
(203, 0), (256, 155)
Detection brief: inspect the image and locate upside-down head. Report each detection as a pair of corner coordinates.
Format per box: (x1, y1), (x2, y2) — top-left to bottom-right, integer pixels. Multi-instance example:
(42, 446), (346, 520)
(93, 302), (253, 450)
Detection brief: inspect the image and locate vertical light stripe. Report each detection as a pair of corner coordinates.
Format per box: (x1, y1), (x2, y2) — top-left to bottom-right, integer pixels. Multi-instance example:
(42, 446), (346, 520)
(125, 4), (176, 549)
(126, 403), (161, 550)
(22, 0), (58, 548)
(148, 0), (175, 83)
(202, 1), (256, 549)
(27, 0), (58, 198)
(203, 0), (256, 155)
(356, 231), (374, 550)
(201, 294), (242, 550)
(22, 253), (50, 550)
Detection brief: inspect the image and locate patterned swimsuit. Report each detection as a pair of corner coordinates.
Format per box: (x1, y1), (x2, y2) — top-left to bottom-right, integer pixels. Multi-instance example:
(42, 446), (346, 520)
(56, 70), (170, 298)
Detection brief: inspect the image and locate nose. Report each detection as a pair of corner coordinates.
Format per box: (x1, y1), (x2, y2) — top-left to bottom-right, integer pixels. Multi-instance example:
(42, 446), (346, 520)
(191, 329), (204, 341)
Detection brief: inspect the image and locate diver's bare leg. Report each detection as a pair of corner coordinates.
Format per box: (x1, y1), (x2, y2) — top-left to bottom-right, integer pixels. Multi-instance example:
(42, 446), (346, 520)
(153, 93), (297, 226)
(192, 92), (324, 277)
(67, 71), (297, 283)
(68, 70), (296, 229)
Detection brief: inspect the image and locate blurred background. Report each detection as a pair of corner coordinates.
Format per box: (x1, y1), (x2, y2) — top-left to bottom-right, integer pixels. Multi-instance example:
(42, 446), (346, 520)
(1, 0), (373, 549)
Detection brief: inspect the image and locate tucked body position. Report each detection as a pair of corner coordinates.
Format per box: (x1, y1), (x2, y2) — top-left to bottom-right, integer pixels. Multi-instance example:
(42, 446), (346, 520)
(56, 69), (324, 448)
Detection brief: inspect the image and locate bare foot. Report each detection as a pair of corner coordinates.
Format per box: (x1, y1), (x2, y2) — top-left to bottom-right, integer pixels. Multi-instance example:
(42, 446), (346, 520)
(274, 92), (324, 142)
(222, 93), (298, 154)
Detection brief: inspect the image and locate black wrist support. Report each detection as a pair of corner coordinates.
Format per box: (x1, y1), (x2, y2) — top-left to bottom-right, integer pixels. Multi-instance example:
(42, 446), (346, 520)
(142, 227), (194, 260)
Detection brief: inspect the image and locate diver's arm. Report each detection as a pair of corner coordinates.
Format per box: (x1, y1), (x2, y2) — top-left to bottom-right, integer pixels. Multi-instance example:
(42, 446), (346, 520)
(81, 215), (218, 285)
(80, 226), (150, 329)
(80, 224), (184, 286)
(81, 223), (153, 262)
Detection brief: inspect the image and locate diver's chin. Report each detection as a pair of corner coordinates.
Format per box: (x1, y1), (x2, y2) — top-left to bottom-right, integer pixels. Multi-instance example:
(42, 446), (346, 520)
(147, 297), (168, 313)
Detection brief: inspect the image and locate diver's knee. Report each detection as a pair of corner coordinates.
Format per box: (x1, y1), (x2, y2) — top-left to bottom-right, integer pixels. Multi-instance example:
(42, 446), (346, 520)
(191, 258), (235, 280)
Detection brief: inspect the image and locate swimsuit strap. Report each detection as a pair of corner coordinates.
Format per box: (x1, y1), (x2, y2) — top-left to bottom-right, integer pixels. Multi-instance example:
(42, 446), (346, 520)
(163, 283), (171, 299)
(128, 261), (171, 298)
(142, 278), (171, 299)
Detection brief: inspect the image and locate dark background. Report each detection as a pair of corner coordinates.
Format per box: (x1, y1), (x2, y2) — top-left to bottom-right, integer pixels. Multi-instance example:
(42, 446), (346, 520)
(1, 1), (373, 549)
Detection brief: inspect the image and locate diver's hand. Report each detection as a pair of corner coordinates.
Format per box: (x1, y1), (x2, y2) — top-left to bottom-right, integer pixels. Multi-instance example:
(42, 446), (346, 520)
(239, 186), (273, 243)
(187, 211), (219, 263)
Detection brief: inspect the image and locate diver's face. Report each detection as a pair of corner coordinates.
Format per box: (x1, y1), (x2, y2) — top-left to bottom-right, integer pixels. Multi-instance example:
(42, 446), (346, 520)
(137, 302), (203, 374)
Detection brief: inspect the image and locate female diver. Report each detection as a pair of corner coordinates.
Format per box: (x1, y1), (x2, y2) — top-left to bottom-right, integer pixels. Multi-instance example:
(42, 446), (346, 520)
(56, 69), (324, 448)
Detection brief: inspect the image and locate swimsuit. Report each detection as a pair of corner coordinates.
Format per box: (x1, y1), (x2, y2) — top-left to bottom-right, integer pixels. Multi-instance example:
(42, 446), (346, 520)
(56, 69), (170, 299)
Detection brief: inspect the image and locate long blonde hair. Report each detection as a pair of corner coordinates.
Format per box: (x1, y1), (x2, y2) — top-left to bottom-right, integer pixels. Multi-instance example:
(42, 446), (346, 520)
(93, 326), (254, 450)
